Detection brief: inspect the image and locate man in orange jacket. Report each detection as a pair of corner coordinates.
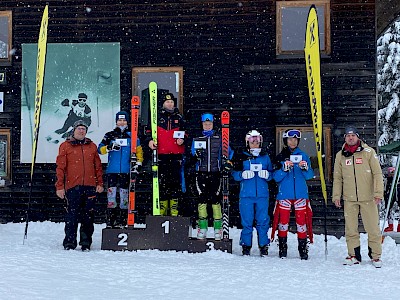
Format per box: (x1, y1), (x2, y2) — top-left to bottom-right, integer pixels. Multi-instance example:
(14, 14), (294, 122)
(56, 120), (104, 251)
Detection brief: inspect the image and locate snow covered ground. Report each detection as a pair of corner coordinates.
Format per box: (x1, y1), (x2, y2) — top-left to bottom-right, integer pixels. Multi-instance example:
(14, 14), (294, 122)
(1, 221), (400, 300)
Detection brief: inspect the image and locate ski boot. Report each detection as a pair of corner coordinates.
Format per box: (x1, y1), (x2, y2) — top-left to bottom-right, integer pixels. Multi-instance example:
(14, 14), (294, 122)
(259, 245), (269, 257)
(278, 237), (288, 258)
(242, 245), (251, 256)
(213, 219), (222, 241)
(160, 200), (168, 216)
(170, 199), (179, 217)
(298, 238), (309, 260)
(197, 219), (208, 239)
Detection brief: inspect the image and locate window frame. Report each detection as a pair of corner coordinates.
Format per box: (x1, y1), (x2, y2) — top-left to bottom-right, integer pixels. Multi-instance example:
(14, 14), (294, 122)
(275, 125), (332, 182)
(0, 11), (12, 66)
(132, 66), (184, 128)
(276, 0), (331, 57)
(0, 128), (11, 184)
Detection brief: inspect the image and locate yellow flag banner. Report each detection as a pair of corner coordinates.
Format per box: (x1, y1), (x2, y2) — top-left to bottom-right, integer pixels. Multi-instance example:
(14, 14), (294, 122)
(31, 5), (49, 179)
(305, 5), (327, 204)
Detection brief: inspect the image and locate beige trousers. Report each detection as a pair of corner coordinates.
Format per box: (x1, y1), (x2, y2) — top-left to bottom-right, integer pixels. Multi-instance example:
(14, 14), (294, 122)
(343, 200), (382, 259)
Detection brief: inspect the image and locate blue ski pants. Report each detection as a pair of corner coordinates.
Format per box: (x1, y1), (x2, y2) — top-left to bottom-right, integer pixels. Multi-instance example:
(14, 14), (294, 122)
(239, 196), (270, 247)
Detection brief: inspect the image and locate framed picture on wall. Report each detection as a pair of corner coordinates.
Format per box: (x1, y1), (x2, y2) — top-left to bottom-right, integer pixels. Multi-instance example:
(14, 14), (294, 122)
(0, 11), (12, 66)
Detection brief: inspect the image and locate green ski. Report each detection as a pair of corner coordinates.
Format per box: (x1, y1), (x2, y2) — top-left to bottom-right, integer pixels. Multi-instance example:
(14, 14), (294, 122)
(149, 81), (160, 215)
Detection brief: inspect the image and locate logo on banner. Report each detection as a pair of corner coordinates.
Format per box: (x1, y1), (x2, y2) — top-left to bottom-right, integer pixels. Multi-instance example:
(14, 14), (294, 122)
(346, 159), (352, 166)
(356, 158), (363, 164)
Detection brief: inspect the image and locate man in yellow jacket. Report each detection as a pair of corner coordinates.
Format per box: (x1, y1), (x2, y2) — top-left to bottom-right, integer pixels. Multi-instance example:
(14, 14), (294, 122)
(333, 126), (384, 268)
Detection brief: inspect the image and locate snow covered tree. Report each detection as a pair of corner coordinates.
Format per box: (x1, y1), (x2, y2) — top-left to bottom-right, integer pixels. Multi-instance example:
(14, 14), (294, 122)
(377, 19), (400, 167)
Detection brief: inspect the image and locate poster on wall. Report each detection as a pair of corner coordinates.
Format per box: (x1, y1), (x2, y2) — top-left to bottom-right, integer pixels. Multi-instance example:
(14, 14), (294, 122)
(21, 42), (120, 163)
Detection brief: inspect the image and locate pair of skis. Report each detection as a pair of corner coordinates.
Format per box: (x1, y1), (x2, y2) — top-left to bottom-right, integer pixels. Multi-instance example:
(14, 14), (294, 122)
(127, 81), (161, 228)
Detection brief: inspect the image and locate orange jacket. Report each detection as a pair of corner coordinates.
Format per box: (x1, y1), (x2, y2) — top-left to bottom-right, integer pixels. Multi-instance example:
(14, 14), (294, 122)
(55, 136), (103, 191)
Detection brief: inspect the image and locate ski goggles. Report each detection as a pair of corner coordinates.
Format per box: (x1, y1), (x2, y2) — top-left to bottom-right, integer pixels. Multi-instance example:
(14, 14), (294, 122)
(78, 98), (87, 102)
(247, 136), (262, 143)
(283, 129), (301, 138)
(201, 113), (214, 122)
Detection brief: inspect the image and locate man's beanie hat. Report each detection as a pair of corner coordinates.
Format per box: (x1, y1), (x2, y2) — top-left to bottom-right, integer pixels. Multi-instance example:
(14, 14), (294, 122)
(344, 125), (359, 137)
(78, 93), (87, 99)
(73, 119), (88, 131)
(115, 111), (129, 123)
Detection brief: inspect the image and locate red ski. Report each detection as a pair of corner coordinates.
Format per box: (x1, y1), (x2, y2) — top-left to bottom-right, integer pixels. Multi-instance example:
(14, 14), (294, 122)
(127, 96), (140, 227)
(221, 110), (230, 240)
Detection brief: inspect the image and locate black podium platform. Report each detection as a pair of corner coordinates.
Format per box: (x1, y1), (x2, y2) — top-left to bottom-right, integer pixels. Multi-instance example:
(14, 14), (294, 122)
(101, 215), (232, 253)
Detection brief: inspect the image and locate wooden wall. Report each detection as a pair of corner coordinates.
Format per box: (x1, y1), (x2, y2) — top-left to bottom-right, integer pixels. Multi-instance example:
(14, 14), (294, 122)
(0, 0), (377, 237)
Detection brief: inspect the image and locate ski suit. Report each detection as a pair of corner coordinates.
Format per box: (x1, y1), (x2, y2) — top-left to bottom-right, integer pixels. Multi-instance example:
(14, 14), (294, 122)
(191, 131), (233, 231)
(232, 149), (273, 248)
(98, 126), (143, 209)
(272, 147), (314, 241)
(150, 107), (186, 216)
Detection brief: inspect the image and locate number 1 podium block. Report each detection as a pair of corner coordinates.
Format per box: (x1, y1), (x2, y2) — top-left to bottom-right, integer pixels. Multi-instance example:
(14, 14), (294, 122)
(101, 216), (232, 253)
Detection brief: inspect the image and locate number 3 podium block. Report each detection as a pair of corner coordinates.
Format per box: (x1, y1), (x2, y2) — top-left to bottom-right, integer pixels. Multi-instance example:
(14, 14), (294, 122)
(101, 216), (232, 253)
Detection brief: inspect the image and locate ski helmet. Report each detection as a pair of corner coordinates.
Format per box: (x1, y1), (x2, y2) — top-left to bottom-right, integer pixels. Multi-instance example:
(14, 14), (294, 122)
(245, 130), (263, 148)
(283, 129), (301, 146)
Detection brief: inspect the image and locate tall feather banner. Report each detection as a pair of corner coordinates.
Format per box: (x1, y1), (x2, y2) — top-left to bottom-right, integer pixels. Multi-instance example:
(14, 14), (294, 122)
(305, 5), (327, 204)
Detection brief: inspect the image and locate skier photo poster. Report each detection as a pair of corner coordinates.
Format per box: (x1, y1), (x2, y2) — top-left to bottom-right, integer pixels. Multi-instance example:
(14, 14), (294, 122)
(20, 42), (120, 163)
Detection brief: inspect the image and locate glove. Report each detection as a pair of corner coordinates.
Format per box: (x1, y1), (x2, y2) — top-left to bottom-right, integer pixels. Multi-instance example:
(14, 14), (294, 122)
(61, 99), (69, 106)
(258, 170), (269, 179)
(299, 161), (308, 171)
(283, 161), (293, 172)
(242, 170), (255, 179)
(132, 162), (142, 174)
(195, 149), (204, 159)
(223, 160), (233, 172)
(107, 142), (121, 151)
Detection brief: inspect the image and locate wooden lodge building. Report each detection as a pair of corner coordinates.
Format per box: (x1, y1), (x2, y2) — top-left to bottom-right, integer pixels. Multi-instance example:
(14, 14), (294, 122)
(0, 0), (398, 237)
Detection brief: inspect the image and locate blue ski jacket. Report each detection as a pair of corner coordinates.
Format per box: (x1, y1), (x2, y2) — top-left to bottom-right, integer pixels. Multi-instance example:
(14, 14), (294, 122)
(98, 127), (143, 174)
(273, 147), (314, 200)
(232, 150), (274, 198)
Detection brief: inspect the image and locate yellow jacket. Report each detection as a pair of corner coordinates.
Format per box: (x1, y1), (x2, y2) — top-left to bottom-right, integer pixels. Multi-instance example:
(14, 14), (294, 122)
(332, 142), (384, 202)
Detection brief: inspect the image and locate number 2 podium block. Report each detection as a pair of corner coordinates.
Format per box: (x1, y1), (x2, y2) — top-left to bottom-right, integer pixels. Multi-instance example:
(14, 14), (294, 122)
(101, 216), (232, 253)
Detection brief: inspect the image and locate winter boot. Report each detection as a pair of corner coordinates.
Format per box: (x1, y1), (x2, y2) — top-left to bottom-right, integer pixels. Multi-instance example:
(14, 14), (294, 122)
(197, 219), (208, 239)
(371, 258), (383, 268)
(213, 220), (222, 241)
(278, 237), (288, 258)
(384, 224), (394, 232)
(242, 245), (251, 256)
(368, 246), (373, 260)
(298, 238), (309, 260)
(160, 200), (168, 216)
(354, 246), (362, 262)
(170, 199), (179, 217)
(259, 245), (269, 257)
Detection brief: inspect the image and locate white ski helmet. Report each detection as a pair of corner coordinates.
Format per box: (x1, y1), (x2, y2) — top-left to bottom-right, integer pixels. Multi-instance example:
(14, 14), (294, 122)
(245, 130), (263, 147)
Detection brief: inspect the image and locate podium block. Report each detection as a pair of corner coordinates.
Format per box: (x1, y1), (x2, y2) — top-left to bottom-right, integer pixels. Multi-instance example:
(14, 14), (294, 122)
(101, 215), (232, 253)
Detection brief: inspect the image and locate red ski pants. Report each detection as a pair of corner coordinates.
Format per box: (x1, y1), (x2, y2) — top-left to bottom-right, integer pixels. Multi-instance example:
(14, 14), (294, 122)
(277, 199), (307, 239)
